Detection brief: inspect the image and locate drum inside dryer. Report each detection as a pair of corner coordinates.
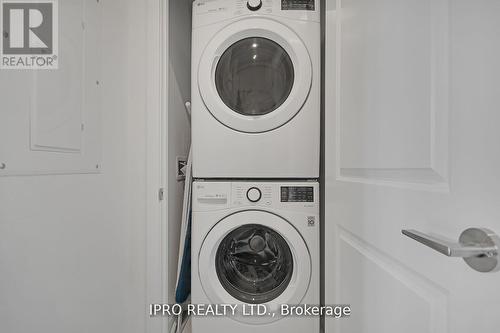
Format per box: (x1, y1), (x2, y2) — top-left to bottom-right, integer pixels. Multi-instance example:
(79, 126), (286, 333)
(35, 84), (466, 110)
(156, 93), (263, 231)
(215, 37), (295, 116)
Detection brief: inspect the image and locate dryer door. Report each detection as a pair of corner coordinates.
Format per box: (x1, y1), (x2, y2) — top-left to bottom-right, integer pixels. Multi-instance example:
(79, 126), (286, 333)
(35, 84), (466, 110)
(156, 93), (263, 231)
(198, 210), (311, 324)
(198, 18), (313, 133)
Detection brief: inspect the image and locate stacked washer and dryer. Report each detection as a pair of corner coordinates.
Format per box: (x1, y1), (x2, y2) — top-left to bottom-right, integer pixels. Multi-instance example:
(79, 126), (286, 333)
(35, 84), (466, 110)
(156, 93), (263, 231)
(191, 0), (320, 332)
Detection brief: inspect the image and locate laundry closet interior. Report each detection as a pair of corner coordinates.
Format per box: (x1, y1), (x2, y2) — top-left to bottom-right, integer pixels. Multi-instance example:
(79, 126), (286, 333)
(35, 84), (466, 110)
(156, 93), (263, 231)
(168, 1), (321, 332)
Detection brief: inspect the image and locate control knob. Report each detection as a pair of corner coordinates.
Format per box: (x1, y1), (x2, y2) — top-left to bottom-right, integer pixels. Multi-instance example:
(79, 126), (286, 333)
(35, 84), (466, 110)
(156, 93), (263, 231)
(246, 187), (262, 203)
(247, 0), (263, 11)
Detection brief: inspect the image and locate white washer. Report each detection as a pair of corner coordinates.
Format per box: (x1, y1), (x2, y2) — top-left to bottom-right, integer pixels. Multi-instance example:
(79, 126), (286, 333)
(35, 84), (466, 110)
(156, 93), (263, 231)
(191, 0), (320, 178)
(192, 181), (320, 333)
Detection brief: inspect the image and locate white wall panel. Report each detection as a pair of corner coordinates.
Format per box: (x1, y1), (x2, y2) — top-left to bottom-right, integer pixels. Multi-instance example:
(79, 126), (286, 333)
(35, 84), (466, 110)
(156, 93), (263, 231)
(0, 1), (150, 332)
(0, 0), (101, 175)
(336, 226), (447, 333)
(335, 0), (450, 190)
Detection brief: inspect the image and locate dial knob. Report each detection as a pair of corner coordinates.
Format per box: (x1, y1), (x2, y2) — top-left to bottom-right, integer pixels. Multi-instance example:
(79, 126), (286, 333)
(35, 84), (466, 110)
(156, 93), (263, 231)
(247, 0), (263, 11)
(246, 187), (262, 203)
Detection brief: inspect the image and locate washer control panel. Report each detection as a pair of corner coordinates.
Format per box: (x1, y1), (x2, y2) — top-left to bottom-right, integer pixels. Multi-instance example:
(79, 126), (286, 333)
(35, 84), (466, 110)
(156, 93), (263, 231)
(231, 182), (318, 211)
(281, 0), (315, 11)
(234, 184), (273, 206)
(280, 186), (314, 202)
(193, 182), (319, 212)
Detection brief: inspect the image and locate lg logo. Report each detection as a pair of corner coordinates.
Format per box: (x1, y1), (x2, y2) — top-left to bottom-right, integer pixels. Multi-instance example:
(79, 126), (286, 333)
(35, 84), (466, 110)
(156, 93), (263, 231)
(1, 0), (58, 69)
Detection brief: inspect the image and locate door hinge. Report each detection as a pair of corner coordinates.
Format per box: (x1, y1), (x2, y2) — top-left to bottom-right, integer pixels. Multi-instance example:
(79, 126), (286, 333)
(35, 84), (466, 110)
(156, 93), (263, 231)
(158, 188), (165, 201)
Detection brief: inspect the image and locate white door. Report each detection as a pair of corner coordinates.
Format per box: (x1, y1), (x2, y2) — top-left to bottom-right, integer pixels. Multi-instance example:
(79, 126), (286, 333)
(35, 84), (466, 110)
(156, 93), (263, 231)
(325, 1), (500, 332)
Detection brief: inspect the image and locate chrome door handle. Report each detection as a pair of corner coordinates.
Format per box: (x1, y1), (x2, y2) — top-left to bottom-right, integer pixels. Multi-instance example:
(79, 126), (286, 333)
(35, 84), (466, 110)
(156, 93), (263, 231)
(402, 229), (498, 258)
(402, 228), (500, 273)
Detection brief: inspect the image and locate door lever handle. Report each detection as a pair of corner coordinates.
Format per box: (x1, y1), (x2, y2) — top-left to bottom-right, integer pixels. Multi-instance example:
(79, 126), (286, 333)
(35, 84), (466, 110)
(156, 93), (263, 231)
(402, 228), (500, 273)
(402, 229), (498, 258)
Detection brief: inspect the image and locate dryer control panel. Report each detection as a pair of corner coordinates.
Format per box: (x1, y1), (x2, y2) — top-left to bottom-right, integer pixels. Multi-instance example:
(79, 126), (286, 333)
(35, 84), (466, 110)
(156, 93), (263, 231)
(192, 0), (320, 28)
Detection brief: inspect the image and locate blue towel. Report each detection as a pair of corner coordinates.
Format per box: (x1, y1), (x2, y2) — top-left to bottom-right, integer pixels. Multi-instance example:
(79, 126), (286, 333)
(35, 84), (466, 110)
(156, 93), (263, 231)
(175, 211), (191, 304)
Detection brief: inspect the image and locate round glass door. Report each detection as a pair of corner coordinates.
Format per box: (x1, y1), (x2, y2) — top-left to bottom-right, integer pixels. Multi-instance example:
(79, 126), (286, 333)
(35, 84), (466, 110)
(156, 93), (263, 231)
(197, 18), (313, 133)
(198, 210), (312, 324)
(215, 224), (293, 304)
(215, 37), (295, 116)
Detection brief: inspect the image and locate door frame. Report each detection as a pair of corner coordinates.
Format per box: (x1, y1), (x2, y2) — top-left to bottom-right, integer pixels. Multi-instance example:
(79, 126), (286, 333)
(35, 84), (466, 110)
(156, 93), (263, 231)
(146, 0), (169, 332)
(324, 1), (337, 332)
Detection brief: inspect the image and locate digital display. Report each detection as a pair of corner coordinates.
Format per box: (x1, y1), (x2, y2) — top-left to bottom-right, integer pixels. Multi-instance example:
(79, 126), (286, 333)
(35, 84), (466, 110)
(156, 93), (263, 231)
(281, 186), (314, 202)
(281, 0), (315, 11)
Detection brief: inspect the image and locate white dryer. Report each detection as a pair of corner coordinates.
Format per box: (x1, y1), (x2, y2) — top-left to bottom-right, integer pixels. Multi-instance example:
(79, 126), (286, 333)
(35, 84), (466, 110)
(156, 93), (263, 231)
(192, 181), (319, 333)
(191, 0), (320, 178)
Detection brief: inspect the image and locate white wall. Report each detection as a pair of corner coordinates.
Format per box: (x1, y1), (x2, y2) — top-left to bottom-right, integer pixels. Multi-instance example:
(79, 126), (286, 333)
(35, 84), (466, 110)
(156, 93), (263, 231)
(0, 1), (150, 332)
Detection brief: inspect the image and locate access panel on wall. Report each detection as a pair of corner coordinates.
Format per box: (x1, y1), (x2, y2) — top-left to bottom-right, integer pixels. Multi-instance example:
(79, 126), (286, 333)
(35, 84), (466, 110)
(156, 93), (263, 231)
(0, 0), (102, 176)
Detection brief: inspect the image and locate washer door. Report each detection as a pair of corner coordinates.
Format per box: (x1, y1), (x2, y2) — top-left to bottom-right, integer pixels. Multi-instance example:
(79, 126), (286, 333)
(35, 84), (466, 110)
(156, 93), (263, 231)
(216, 223), (294, 304)
(198, 210), (311, 324)
(198, 18), (312, 133)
